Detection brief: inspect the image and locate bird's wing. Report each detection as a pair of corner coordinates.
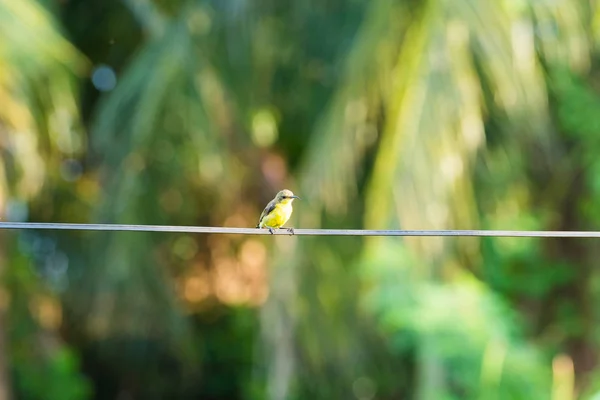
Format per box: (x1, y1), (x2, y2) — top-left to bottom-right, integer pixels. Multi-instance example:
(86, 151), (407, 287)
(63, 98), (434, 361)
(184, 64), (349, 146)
(257, 199), (277, 227)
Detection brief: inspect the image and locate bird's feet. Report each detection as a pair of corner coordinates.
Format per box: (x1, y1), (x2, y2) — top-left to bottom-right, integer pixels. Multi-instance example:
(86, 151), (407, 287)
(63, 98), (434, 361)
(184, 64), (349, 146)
(286, 227), (295, 235)
(268, 227), (275, 235)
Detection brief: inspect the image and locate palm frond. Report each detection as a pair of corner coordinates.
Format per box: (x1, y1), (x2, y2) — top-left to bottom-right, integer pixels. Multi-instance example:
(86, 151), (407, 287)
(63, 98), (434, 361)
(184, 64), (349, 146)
(0, 0), (86, 202)
(298, 0), (400, 216)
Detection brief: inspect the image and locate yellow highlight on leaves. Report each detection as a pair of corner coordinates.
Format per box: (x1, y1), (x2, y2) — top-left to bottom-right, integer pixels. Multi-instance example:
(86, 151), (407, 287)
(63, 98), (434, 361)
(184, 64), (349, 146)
(29, 296), (62, 330)
(0, 288), (10, 311)
(239, 239), (266, 271)
(251, 109), (278, 147)
(184, 276), (210, 303)
(552, 354), (575, 400)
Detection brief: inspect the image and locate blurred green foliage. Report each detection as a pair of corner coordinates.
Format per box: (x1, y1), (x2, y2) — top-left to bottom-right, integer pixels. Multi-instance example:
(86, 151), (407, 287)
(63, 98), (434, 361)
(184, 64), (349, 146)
(2, 0), (600, 399)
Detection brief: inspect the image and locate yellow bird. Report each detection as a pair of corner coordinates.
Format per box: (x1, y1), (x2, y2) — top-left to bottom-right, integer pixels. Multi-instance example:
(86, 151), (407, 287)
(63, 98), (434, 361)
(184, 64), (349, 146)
(256, 189), (300, 234)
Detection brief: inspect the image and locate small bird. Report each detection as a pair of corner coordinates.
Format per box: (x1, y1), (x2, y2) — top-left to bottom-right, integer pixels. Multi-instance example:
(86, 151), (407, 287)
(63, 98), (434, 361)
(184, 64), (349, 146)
(256, 189), (300, 235)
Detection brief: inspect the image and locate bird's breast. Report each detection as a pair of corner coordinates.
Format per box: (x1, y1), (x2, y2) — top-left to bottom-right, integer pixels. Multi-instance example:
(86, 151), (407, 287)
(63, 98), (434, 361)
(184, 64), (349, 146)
(275, 203), (293, 220)
(260, 202), (293, 228)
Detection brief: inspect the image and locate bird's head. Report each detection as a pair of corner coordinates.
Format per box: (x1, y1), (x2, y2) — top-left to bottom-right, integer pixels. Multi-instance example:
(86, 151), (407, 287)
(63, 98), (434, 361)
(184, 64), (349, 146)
(276, 189), (300, 204)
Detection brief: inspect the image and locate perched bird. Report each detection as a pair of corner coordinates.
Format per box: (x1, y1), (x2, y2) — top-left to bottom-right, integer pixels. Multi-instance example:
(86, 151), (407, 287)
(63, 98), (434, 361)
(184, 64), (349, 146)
(256, 189), (300, 234)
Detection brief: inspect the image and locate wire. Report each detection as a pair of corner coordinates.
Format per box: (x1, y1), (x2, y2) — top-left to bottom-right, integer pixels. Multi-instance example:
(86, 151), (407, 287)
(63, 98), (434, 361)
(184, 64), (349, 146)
(0, 222), (598, 237)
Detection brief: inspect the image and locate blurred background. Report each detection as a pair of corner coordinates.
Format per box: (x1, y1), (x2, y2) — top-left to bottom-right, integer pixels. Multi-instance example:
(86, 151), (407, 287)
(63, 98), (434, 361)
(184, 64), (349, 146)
(2, 0), (600, 399)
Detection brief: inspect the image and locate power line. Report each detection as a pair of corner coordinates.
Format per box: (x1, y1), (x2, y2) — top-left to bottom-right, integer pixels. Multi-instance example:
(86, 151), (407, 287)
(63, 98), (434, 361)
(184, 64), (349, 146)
(0, 222), (598, 237)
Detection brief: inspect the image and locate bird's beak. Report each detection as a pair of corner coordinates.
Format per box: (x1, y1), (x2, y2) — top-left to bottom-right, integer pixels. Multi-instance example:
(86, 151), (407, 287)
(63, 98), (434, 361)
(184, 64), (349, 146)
(292, 195), (300, 200)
